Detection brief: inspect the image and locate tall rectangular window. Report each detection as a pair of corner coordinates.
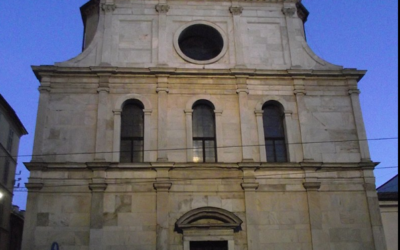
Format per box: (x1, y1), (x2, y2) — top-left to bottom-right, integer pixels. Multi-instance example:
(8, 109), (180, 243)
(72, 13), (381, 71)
(263, 101), (287, 162)
(7, 129), (14, 152)
(120, 100), (144, 163)
(192, 101), (217, 163)
(3, 159), (10, 185)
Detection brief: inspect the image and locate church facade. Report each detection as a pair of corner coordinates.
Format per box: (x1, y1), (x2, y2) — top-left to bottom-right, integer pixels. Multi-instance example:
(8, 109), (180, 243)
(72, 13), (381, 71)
(22, 0), (387, 249)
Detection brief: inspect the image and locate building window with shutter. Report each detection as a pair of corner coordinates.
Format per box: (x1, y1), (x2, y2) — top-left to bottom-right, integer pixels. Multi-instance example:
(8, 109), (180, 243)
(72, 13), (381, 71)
(3, 159), (10, 185)
(120, 100), (144, 163)
(6, 129), (14, 152)
(192, 101), (217, 163)
(262, 101), (287, 162)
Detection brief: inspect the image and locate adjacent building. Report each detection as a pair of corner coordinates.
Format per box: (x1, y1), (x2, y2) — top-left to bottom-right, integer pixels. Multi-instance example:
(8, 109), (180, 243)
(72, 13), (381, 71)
(22, 0), (388, 249)
(378, 175), (398, 250)
(0, 94), (27, 250)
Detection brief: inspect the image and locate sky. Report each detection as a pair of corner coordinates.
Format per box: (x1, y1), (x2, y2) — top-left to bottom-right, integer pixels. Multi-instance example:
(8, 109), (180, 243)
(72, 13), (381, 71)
(0, 0), (397, 210)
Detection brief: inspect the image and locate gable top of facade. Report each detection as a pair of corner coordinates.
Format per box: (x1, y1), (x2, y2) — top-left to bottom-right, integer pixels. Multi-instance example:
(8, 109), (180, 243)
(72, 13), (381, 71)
(33, 0), (365, 77)
(0, 94), (28, 136)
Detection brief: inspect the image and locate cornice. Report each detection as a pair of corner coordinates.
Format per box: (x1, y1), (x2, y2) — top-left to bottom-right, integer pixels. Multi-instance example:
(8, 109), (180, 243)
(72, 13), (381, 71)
(31, 66), (367, 82)
(22, 161), (380, 171)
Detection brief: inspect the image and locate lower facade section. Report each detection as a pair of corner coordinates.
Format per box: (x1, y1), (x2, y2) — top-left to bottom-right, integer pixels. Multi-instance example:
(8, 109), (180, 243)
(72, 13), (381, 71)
(21, 162), (387, 250)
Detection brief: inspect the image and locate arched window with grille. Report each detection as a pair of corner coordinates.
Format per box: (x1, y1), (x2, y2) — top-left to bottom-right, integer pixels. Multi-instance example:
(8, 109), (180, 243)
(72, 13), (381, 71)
(262, 101), (288, 162)
(120, 100), (144, 162)
(192, 100), (217, 162)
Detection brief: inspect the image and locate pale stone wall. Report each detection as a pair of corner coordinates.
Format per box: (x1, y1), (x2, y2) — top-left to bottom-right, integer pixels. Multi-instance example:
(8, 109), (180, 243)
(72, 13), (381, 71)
(380, 201), (398, 250)
(58, 0), (341, 70)
(22, 0), (388, 249)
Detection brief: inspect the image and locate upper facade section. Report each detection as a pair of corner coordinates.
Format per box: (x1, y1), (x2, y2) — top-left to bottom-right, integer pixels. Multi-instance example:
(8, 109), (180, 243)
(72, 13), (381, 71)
(56, 0), (342, 70)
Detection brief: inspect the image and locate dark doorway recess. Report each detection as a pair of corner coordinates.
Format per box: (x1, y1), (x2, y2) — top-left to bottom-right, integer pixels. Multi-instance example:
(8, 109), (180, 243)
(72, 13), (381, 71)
(190, 241), (228, 250)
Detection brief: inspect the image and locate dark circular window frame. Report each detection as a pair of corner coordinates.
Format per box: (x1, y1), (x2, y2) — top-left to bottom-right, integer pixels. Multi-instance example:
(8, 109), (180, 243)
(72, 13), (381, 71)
(173, 21), (228, 65)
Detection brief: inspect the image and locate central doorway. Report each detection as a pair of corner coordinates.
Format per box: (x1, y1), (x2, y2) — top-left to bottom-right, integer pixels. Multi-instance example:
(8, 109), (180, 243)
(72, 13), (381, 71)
(190, 241), (228, 250)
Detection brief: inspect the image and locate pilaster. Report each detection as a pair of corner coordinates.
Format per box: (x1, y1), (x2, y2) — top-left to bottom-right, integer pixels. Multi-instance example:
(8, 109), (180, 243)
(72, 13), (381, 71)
(302, 167), (326, 250)
(230, 4), (246, 68)
(348, 80), (371, 161)
(240, 165), (259, 250)
(156, 3), (170, 66)
(236, 76), (253, 162)
(100, 1), (116, 65)
(214, 110), (224, 162)
(294, 79), (311, 162)
(87, 162), (109, 250)
(363, 168), (387, 250)
(21, 177), (44, 250)
(156, 75), (169, 162)
(32, 77), (51, 162)
(153, 163), (173, 250)
(112, 109), (121, 162)
(95, 74), (110, 161)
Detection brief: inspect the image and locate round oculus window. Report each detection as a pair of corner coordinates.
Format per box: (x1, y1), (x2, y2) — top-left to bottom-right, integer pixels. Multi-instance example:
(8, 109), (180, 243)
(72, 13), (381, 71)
(174, 22), (227, 64)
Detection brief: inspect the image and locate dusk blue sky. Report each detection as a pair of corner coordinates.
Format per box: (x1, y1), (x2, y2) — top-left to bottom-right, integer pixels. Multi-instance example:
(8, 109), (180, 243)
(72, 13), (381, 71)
(0, 1), (397, 210)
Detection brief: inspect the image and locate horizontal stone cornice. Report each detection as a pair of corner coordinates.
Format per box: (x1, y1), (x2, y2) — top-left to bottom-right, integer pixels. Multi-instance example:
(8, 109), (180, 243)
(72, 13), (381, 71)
(25, 161), (380, 171)
(32, 66), (367, 82)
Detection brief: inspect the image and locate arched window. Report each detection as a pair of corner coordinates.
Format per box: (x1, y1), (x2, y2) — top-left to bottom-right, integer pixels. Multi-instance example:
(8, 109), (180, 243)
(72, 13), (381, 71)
(263, 101), (287, 162)
(120, 100), (144, 162)
(192, 101), (217, 162)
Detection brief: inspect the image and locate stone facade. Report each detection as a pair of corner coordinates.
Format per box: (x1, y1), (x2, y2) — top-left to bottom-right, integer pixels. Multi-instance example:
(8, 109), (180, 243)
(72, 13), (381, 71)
(23, 0), (387, 249)
(378, 175), (398, 250)
(0, 94), (27, 250)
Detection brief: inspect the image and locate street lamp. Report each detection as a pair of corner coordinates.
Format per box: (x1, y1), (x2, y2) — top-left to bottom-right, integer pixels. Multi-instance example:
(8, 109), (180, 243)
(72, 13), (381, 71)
(0, 192), (3, 200)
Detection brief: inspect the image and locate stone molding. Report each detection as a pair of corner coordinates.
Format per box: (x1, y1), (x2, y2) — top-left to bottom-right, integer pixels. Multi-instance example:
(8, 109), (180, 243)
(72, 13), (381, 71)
(303, 181), (321, 190)
(31, 66), (367, 81)
(176, 206), (243, 233)
(282, 7), (296, 17)
(89, 183), (108, 192)
(86, 161), (111, 170)
(241, 182), (259, 190)
(101, 3), (116, 12)
(156, 87), (169, 93)
(153, 182), (172, 191)
(155, 4), (170, 13)
(38, 86), (51, 93)
(348, 89), (361, 95)
(97, 87), (109, 93)
(25, 182), (44, 191)
(229, 6), (243, 15)
(82, 1), (99, 16)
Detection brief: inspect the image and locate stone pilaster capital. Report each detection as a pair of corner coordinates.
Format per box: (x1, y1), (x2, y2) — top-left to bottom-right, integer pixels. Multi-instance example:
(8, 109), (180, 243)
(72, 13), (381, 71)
(101, 3), (116, 12)
(214, 109), (223, 116)
(113, 109), (122, 115)
(89, 183), (108, 192)
(155, 4), (170, 13)
(229, 6), (243, 15)
(97, 87), (110, 93)
(241, 182), (259, 191)
(25, 182), (44, 191)
(38, 86), (51, 93)
(184, 109), (193, 115)
(303, 182), (321, 190)
(143, 109), (153, 115)
(254, 110), (263, 116)
(156, 87), (169, 93)
(236, 88), (249, 94)
(282, 7), (296, 17)
(348, 89), (361, 95)
(284, 110), (293, 116)
(153, 182), (172, 191)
